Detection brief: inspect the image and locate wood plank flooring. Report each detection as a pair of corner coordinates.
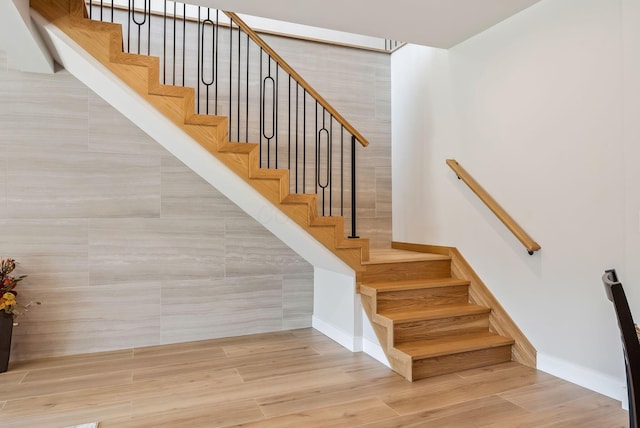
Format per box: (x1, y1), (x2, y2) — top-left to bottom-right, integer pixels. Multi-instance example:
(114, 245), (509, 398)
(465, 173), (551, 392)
(0, 328), (627, 427)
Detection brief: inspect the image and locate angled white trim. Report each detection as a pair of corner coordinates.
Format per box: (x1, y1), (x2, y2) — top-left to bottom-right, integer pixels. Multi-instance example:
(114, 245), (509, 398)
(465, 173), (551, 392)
(1, 1), (54, 73)
(312, 316), (362, 352)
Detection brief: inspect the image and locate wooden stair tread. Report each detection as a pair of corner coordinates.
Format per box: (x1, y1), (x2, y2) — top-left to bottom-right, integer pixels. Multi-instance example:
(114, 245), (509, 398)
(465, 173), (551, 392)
(395, 332), (514, 359)
(281, 194), (317, 204)
(378, 303), (489, 323)
(361, 277), (470, 293)
(363, 248), (450, 265)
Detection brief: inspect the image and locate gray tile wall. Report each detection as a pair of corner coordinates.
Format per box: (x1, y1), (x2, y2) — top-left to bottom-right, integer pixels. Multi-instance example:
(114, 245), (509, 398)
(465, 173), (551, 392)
(0, 32), (391, 361)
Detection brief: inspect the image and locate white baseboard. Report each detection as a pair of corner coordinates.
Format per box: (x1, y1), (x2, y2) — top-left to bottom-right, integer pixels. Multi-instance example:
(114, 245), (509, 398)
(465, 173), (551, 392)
(312, 316), (362, 352)
(362, 337), (390, 367)
(537, 352), (627, 409)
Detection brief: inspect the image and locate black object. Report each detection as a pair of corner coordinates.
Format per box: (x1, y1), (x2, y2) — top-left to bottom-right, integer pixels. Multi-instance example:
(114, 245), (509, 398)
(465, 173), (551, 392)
(603, 268), (640, 427)
(0, 311), (13, 373)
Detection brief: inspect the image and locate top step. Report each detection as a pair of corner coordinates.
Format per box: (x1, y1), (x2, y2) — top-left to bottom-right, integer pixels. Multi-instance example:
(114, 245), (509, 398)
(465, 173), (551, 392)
(363, 249), (450, 265)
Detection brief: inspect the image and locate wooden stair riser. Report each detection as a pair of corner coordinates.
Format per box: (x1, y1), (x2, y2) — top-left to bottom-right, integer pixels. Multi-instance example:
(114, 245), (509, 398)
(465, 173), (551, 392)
(360, 260), (451, 284)
(411, 345), (512, 380)
(392, 312), (490, 344)
(376, 285), (469, 313)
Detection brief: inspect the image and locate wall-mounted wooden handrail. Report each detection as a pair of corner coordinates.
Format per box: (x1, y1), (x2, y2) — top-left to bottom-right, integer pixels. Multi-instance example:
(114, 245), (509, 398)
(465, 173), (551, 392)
(446, 159), (541, 255)
(224, 11), (369, 147)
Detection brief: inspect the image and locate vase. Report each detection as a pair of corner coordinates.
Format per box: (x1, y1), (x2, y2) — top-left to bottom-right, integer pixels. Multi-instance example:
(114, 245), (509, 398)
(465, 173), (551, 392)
(0, 311), (13, 373)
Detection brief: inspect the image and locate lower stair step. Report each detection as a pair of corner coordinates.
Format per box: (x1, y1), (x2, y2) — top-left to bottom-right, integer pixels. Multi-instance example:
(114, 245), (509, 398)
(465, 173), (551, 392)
(395, 332), (514, 380)
(378, 303), (489, 323)
(379, 304), (491, 344)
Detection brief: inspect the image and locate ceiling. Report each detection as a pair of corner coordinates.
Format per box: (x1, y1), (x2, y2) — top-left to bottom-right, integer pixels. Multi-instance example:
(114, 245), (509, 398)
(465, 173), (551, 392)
(197, 0), (543, 48)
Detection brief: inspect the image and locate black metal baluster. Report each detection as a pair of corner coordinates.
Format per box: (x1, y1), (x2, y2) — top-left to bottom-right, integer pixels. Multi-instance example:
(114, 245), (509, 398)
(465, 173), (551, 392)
(288, 76), (291, 171)
(196, 7), (201, 113)
(99, 0), (103, 21)
(131, 0), (147, 55)
(261, 58), (276, 168)
(126, 0), (131, 52)
(340, 125), (344, 216)
(349, 136), (358, 238)
(259, 48), (262, 165)
(200, 13), (215, 115)
(147, 2), (151, 56)
(229, 17), (233, 138)
(182, 3), (186, 86)
(316, 109), (330, 216)
(237, 23), (241, 142)
(110, 0), (114, 23)
(275, 64), (279, 169)
(245, 33), (249, 143)
(303, 90), (306, 192)
(314, 102), (318, 194)
(329, 116), (333, 216)
(215, 10), (219, 114)
(172, 2), (176, 85)
(162, 1), (166, 83)
(295, 83), (299, 193)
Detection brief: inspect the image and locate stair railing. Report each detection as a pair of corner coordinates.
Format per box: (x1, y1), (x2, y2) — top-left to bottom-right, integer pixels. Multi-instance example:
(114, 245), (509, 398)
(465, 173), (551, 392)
(86, 0), (368, 238)
(446, 159), (541, 255)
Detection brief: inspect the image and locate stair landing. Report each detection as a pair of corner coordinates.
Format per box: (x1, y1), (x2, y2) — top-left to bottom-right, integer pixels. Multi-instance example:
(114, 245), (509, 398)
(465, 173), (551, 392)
(364, 248), (450, 264)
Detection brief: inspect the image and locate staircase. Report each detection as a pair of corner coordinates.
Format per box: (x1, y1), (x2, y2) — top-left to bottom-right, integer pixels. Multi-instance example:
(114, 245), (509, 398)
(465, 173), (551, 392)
(360, 248), (515, 380)
(29, 0), (535, 380)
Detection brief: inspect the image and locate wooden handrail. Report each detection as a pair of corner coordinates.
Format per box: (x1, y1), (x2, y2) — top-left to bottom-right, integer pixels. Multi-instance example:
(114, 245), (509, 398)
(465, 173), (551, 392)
(224, 11), (369, 147)
(446, 159), (541, 255)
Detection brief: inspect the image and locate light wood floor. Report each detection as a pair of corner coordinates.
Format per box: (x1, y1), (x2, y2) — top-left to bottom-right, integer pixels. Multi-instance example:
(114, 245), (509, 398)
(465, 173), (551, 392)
(0, 328), (627, 427)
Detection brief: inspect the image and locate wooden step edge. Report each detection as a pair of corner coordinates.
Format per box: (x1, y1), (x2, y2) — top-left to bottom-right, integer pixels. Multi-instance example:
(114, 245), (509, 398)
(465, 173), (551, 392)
(361, 278), (471, 293)
(148, 83), (194, 98)
(361, 254), (451, 266)
(281, 194), (317, 205)
(396, 333), (515, 360)
(112, 51), (159, 68)
(248, 168), (289, 180)
(377, 304), (490, 324)
(185, 114), (227, 127)
(217, 142), (258, 154)
(309, 216), (341, 227)
(336, 237), (369, 250)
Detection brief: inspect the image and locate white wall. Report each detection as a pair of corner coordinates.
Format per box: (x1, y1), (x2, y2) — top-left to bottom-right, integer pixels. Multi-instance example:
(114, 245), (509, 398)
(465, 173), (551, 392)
(392, 0), (634, 401)
(0, 0), (54, 73)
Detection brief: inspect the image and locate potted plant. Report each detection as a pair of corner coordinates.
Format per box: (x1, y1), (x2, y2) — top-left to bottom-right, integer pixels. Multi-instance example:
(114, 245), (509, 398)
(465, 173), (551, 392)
(0, 258), (28, 373)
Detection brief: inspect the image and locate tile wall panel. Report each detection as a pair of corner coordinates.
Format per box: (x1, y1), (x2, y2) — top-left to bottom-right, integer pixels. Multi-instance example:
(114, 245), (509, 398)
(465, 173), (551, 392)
(160, 276), (283, 343)
(7, 152), (161, 218)
(0, 157), (6, 218)
(224, 217), (313, 277)
(0, 49), (7, 73)
(160, 156), (245, 218)
(11, 282), (161, 360)
(282, 272), (314, 329)
(0, 69), (88, 153)
(88, 91), (165, 156)
(88, 218), (226, 284)
(0, 219), (89, 289)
